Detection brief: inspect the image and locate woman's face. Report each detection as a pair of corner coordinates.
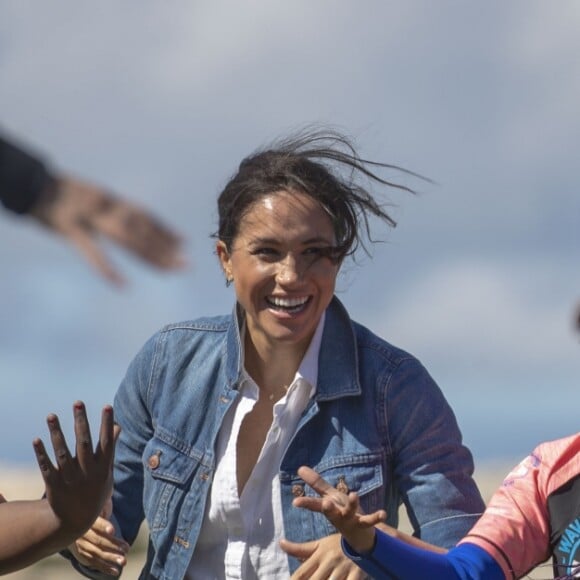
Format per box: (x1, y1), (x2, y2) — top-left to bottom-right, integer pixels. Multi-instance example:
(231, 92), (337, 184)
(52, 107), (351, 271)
(217, 190), (340, 355)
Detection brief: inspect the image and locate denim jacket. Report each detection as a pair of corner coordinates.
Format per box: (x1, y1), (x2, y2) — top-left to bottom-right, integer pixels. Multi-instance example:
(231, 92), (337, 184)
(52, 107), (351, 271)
(73, 296), (484, 579)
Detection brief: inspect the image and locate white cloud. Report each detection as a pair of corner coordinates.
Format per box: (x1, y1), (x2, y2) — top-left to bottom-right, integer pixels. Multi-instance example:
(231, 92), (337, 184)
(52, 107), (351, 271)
(377, 259), (579, 370)
(1, 1), (579, 462)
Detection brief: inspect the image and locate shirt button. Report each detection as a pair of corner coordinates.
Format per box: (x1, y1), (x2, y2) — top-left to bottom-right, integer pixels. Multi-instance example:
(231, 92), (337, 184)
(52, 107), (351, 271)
(148, 453), (160, 469)
(292, 484), (305, 497)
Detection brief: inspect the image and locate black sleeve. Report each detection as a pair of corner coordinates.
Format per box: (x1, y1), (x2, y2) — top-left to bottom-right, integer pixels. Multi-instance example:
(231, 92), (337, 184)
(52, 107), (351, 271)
(0, 134), (55, 214)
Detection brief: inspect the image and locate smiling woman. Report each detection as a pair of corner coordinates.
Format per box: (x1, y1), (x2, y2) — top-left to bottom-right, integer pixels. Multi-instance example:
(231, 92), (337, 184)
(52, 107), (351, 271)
(216, 191), (340, 366)
(65, 128), (485, 580)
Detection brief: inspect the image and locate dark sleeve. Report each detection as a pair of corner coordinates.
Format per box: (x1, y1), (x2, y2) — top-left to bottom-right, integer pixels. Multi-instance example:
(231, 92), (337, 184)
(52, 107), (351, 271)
(342, 530), (505, 580)
(0, 135), (55, 214)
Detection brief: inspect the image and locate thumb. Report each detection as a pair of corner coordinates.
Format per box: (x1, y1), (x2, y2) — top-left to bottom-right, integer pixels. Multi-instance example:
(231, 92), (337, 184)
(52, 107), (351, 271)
(113, 423), (121, 444)
(279, 538), (318, 558)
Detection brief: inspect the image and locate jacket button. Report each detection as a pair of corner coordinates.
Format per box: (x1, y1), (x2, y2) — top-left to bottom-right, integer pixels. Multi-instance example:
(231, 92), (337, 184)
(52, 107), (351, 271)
(291, 484), (305, 497)
(336, 476), (349, 494)
(148, 453), (160, 469)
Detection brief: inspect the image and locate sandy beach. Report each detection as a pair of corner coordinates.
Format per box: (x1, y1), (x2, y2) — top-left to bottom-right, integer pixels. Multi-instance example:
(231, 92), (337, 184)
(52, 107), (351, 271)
(1, 461), (551, 579)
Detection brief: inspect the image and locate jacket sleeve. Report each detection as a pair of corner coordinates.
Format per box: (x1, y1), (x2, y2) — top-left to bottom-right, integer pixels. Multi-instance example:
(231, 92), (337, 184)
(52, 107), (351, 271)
(110, 333), (159, 546)
(387, 357), (486, 549)
(62, 334), (159, 579)
(0, 134), (55, 214)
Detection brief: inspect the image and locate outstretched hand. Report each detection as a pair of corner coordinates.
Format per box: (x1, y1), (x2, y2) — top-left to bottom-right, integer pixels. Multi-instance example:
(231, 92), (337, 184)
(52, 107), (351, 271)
(292, 466), (386, 554)
(30, 175), (185, 285)
(33, 401), (120, 538)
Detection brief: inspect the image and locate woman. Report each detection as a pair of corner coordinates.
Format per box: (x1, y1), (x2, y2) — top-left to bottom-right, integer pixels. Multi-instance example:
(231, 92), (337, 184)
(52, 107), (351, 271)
(70, 129), (485, 579)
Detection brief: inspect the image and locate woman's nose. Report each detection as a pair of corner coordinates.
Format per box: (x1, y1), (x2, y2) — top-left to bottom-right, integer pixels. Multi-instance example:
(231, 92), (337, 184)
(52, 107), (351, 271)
(275, 254), (301, 284)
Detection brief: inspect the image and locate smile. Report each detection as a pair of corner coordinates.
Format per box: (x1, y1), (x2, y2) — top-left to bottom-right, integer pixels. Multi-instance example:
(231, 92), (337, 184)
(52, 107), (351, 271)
(266, 295), (311, 314)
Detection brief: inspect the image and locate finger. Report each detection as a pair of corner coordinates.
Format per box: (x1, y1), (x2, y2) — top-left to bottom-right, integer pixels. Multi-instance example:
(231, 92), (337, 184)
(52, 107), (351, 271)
(67, 226), (125, 286)
(32, 437), (56, 483)
(69, 540), (122, 577)
(293, 496), (325, 513)
(315, 566), (347, 580)
(47, 413), (74, 481)
(297, 466), (334, 497)
(90, 515), (119, 538)
(321, 497), (346, 518)
(113, 423), (121, 444)
(77, 534), (128, 558)
(74, 542), (124, 577)
(95, 405), (116, 463)
(346, 566), (367, 580)
(82, 523), (130, 554)
(73, 401), (93, 465)
(279, 538), (318, 559)
(291, 558), (319, 580)
(97, 203), (185, 269)
(0, 493), (6, 503)
(358, 510), (387, 526)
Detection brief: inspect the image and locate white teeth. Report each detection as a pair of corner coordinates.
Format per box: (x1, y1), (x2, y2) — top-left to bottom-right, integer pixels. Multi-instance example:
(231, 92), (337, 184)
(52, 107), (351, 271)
(269, 296), (309, 308)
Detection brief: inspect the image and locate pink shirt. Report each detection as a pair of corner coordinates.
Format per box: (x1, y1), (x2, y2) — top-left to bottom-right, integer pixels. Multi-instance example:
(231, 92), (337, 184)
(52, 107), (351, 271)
(459, 433), (580, 579)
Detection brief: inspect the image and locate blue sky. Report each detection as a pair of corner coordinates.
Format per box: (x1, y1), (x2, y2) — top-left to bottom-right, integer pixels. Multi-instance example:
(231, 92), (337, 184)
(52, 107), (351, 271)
(1, 1), (578, 466)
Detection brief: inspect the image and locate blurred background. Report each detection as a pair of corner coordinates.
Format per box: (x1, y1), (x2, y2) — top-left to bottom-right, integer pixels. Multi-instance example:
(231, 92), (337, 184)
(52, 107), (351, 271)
(1, 1), (578, 473)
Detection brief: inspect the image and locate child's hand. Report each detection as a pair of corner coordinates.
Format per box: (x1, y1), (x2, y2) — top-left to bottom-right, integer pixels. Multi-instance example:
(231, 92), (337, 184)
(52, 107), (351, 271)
(293, 465), (386, 554)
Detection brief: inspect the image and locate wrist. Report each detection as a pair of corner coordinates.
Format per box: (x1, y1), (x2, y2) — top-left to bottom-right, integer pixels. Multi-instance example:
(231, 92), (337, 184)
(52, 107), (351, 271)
(348, 527), (377, 555)
(28, 176), (60, 223)
(40, 499), (85, 545)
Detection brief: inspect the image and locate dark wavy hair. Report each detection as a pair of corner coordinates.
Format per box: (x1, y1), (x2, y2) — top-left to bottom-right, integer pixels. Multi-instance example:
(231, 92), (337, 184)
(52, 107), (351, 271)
(214, 127), (425, 262)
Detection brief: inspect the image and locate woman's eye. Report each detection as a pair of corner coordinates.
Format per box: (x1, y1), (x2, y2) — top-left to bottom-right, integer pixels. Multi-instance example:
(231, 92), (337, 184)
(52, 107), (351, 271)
(251, 247), (279, 258)
(304, 246), (336, 259)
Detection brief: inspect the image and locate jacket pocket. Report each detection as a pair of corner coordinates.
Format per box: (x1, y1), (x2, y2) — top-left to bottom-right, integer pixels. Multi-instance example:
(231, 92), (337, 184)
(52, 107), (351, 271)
(315, 453), (385, 513)
(142, 433), (201, 531)
(285, 452), (386, 538)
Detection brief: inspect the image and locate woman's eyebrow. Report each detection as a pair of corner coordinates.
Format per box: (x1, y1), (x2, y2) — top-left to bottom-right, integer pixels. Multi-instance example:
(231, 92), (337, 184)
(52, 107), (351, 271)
(247, 235), (334, 246)
(246, 236), (280, 246)
(302, 236), (335, 245)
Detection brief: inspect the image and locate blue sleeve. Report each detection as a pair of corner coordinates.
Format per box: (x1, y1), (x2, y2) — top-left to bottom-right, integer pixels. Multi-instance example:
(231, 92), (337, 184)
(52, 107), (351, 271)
(342, 531), (505, 580)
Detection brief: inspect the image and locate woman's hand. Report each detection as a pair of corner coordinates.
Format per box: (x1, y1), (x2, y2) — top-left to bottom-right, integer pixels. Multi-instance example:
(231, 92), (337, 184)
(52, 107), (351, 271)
(68, 513), (129, 577)
(281, 533), (368, 580)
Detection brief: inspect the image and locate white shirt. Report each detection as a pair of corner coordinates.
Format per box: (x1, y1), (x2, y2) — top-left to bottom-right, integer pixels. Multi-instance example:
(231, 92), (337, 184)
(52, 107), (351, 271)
(186, 313), (325, 579)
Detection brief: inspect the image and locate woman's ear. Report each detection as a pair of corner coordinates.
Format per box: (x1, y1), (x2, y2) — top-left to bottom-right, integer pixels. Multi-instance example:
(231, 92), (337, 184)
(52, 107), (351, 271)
(216, 240), (233, 283)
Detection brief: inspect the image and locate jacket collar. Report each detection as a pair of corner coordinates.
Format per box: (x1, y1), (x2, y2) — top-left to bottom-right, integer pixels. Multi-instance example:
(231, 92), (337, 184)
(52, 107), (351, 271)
(316, 296), (362, 400)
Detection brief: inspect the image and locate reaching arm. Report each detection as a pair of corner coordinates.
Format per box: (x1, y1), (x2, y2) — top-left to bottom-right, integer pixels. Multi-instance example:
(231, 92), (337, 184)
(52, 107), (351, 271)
(0, 402), (118, 575)
(1, 134), (185, 285)
(294, 466), (505, 580)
